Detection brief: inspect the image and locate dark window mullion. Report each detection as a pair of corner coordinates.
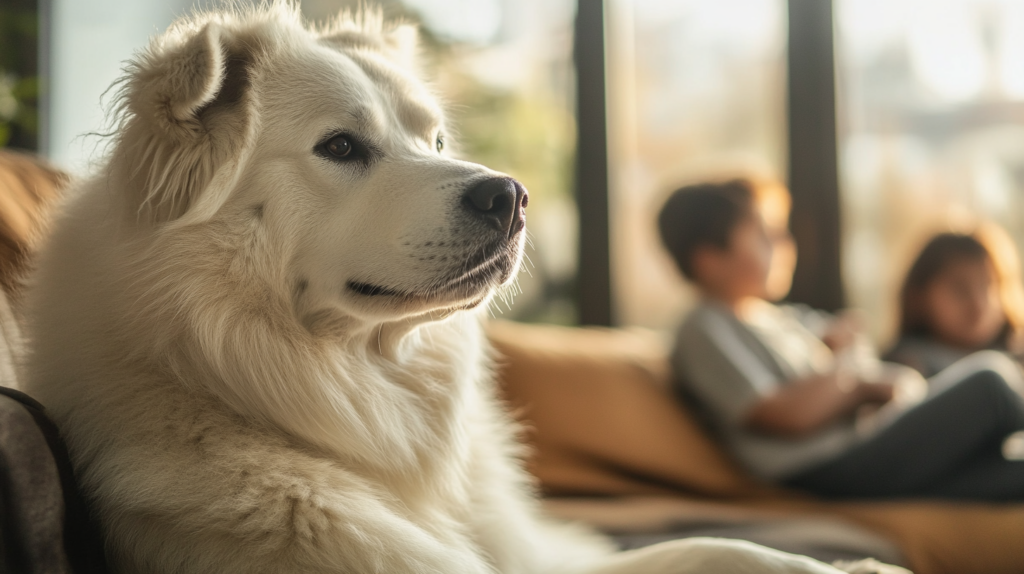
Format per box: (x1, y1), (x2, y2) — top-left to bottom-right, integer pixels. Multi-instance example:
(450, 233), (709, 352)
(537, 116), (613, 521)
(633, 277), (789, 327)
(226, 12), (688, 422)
(786, 0), (845, 312)
(574, 0), (613, 326)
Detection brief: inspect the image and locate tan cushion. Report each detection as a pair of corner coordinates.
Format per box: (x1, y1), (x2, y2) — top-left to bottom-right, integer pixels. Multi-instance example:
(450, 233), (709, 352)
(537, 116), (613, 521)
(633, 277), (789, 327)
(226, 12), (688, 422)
(0, 150), (67, 295)
(0, 150), (68, 389)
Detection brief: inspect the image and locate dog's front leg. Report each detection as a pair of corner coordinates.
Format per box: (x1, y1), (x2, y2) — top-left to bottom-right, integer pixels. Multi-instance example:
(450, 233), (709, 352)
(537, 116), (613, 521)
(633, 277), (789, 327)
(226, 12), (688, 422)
(564, 538), (850, 574)
(87, 414), (502, 574)
(106, 470), (502, 574)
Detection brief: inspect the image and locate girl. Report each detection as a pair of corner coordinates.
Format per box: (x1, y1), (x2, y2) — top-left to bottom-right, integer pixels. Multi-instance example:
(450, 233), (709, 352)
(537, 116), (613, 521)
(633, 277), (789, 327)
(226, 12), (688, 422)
(886, 230), (1024, 378)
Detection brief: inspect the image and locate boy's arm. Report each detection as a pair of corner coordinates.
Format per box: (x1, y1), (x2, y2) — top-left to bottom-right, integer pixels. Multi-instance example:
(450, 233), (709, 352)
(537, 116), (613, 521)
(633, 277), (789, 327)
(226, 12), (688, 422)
(677, 306), (892, 438)
(744, 373), (893, 437)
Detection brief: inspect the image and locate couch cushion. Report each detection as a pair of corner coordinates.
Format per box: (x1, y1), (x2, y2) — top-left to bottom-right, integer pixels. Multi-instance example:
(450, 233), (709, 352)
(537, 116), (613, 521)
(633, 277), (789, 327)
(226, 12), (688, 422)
(0, 150), (67, 295)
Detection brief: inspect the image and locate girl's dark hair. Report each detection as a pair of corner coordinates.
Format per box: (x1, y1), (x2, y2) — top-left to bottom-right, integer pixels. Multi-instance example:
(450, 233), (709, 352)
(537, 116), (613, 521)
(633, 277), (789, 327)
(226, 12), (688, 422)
(657, 179), (757, 281)
(898, 230), (1024, 348)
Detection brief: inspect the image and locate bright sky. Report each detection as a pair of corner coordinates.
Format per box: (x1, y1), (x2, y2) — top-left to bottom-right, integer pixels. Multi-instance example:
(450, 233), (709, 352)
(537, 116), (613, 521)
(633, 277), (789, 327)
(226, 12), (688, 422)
(838, 0), (1024, 102)
(400, 0), (503, 45)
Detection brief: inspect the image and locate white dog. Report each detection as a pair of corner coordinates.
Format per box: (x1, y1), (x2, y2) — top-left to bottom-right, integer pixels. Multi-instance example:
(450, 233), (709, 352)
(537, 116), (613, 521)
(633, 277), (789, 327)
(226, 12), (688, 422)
(23, 4), (878, 573)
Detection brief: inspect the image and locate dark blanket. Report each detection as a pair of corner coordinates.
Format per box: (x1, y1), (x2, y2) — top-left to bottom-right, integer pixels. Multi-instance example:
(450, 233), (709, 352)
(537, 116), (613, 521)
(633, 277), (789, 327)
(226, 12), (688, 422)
(0, 387), (107, 574)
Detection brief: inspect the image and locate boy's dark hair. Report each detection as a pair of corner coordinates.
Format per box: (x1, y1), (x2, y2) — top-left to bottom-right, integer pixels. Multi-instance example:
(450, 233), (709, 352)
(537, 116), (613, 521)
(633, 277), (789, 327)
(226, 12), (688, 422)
(657, 179), (757, 281)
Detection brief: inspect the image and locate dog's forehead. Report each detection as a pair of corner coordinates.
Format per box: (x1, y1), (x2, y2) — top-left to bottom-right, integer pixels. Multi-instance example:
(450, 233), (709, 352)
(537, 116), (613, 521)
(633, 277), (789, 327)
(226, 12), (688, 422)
(344, 49), (444, 136)
(266, 41), (444, 138)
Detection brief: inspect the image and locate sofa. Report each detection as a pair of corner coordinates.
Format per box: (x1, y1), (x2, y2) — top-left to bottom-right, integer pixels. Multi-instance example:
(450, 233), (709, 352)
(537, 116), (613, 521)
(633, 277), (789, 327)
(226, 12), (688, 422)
(489, 320), (1024, 574)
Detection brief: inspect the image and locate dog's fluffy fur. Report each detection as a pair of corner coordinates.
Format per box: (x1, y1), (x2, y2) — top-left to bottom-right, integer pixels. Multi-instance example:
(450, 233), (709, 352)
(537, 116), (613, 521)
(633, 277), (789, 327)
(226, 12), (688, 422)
(24, 4), (856, 573)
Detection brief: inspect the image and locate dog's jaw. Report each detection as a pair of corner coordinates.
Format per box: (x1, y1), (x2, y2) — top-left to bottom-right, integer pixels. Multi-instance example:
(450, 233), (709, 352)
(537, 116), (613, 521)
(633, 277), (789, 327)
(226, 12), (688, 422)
(340, 231), (525, 320)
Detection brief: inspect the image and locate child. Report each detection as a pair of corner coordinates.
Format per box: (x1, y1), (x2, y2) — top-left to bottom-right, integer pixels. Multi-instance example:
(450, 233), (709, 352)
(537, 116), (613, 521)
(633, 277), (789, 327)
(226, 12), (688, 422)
(659, 178), (1024, 500)
(886, 230), (1024, 378)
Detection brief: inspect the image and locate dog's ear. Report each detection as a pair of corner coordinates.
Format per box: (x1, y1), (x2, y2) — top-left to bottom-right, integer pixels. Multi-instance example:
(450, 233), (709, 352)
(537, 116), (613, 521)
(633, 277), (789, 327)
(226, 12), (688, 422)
(122, 23), (256, 225)
(132, 24), (226, 136)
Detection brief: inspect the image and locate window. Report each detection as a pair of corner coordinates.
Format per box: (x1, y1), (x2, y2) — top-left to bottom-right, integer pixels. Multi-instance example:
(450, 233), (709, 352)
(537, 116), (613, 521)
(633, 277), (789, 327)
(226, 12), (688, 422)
(836, 0), (1024, 341)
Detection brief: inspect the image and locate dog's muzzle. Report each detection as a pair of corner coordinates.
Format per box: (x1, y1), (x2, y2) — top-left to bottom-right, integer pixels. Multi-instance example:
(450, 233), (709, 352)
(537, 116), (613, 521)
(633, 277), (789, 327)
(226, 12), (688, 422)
(461, 177), (528, 240)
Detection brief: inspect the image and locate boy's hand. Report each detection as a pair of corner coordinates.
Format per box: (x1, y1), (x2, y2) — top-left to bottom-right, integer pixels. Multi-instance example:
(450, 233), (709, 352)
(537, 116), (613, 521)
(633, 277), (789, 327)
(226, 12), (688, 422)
(822, 311), (865, 351)
(856, 381), (895, 405)
(746, 371), (889, 437)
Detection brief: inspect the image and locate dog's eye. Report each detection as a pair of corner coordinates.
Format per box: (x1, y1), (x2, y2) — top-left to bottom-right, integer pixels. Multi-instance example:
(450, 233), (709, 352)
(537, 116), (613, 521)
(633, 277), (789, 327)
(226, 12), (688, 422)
(315, 132), (379, 167)
(326, 136), (353, 159)
(436, 135), (444, 153)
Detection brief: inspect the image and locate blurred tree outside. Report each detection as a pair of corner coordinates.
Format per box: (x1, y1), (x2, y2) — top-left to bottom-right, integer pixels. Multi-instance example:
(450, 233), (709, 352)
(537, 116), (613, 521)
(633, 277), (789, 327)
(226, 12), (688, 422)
(0, 0), (40, 150)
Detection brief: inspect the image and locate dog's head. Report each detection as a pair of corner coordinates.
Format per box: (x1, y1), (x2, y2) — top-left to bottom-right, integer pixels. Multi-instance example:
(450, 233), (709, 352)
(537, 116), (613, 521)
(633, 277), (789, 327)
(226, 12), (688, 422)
(116, 6), (526, 326)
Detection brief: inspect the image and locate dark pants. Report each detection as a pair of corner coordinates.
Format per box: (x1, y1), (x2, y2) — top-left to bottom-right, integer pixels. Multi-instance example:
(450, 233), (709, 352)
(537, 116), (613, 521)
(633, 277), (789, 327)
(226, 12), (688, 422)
(785, 352), (1024, 501)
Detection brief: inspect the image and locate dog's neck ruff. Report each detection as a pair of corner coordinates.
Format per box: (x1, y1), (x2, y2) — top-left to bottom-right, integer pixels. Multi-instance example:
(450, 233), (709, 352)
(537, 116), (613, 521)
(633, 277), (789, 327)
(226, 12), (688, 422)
(165, 296), (485, 479)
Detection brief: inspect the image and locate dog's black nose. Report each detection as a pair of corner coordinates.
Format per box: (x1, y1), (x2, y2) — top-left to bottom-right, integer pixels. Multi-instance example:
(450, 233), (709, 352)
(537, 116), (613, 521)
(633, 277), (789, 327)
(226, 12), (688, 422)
(462, 177), (528, 239)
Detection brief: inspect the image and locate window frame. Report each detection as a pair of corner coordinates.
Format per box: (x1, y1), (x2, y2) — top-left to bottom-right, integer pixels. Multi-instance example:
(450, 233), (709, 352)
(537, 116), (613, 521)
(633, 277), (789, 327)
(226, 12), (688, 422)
(573, 0), (844, 326)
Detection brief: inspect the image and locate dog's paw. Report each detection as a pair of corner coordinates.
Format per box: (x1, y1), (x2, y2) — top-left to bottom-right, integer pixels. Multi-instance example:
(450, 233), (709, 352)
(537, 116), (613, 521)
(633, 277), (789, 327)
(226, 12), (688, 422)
(832, 558), (912, 574)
